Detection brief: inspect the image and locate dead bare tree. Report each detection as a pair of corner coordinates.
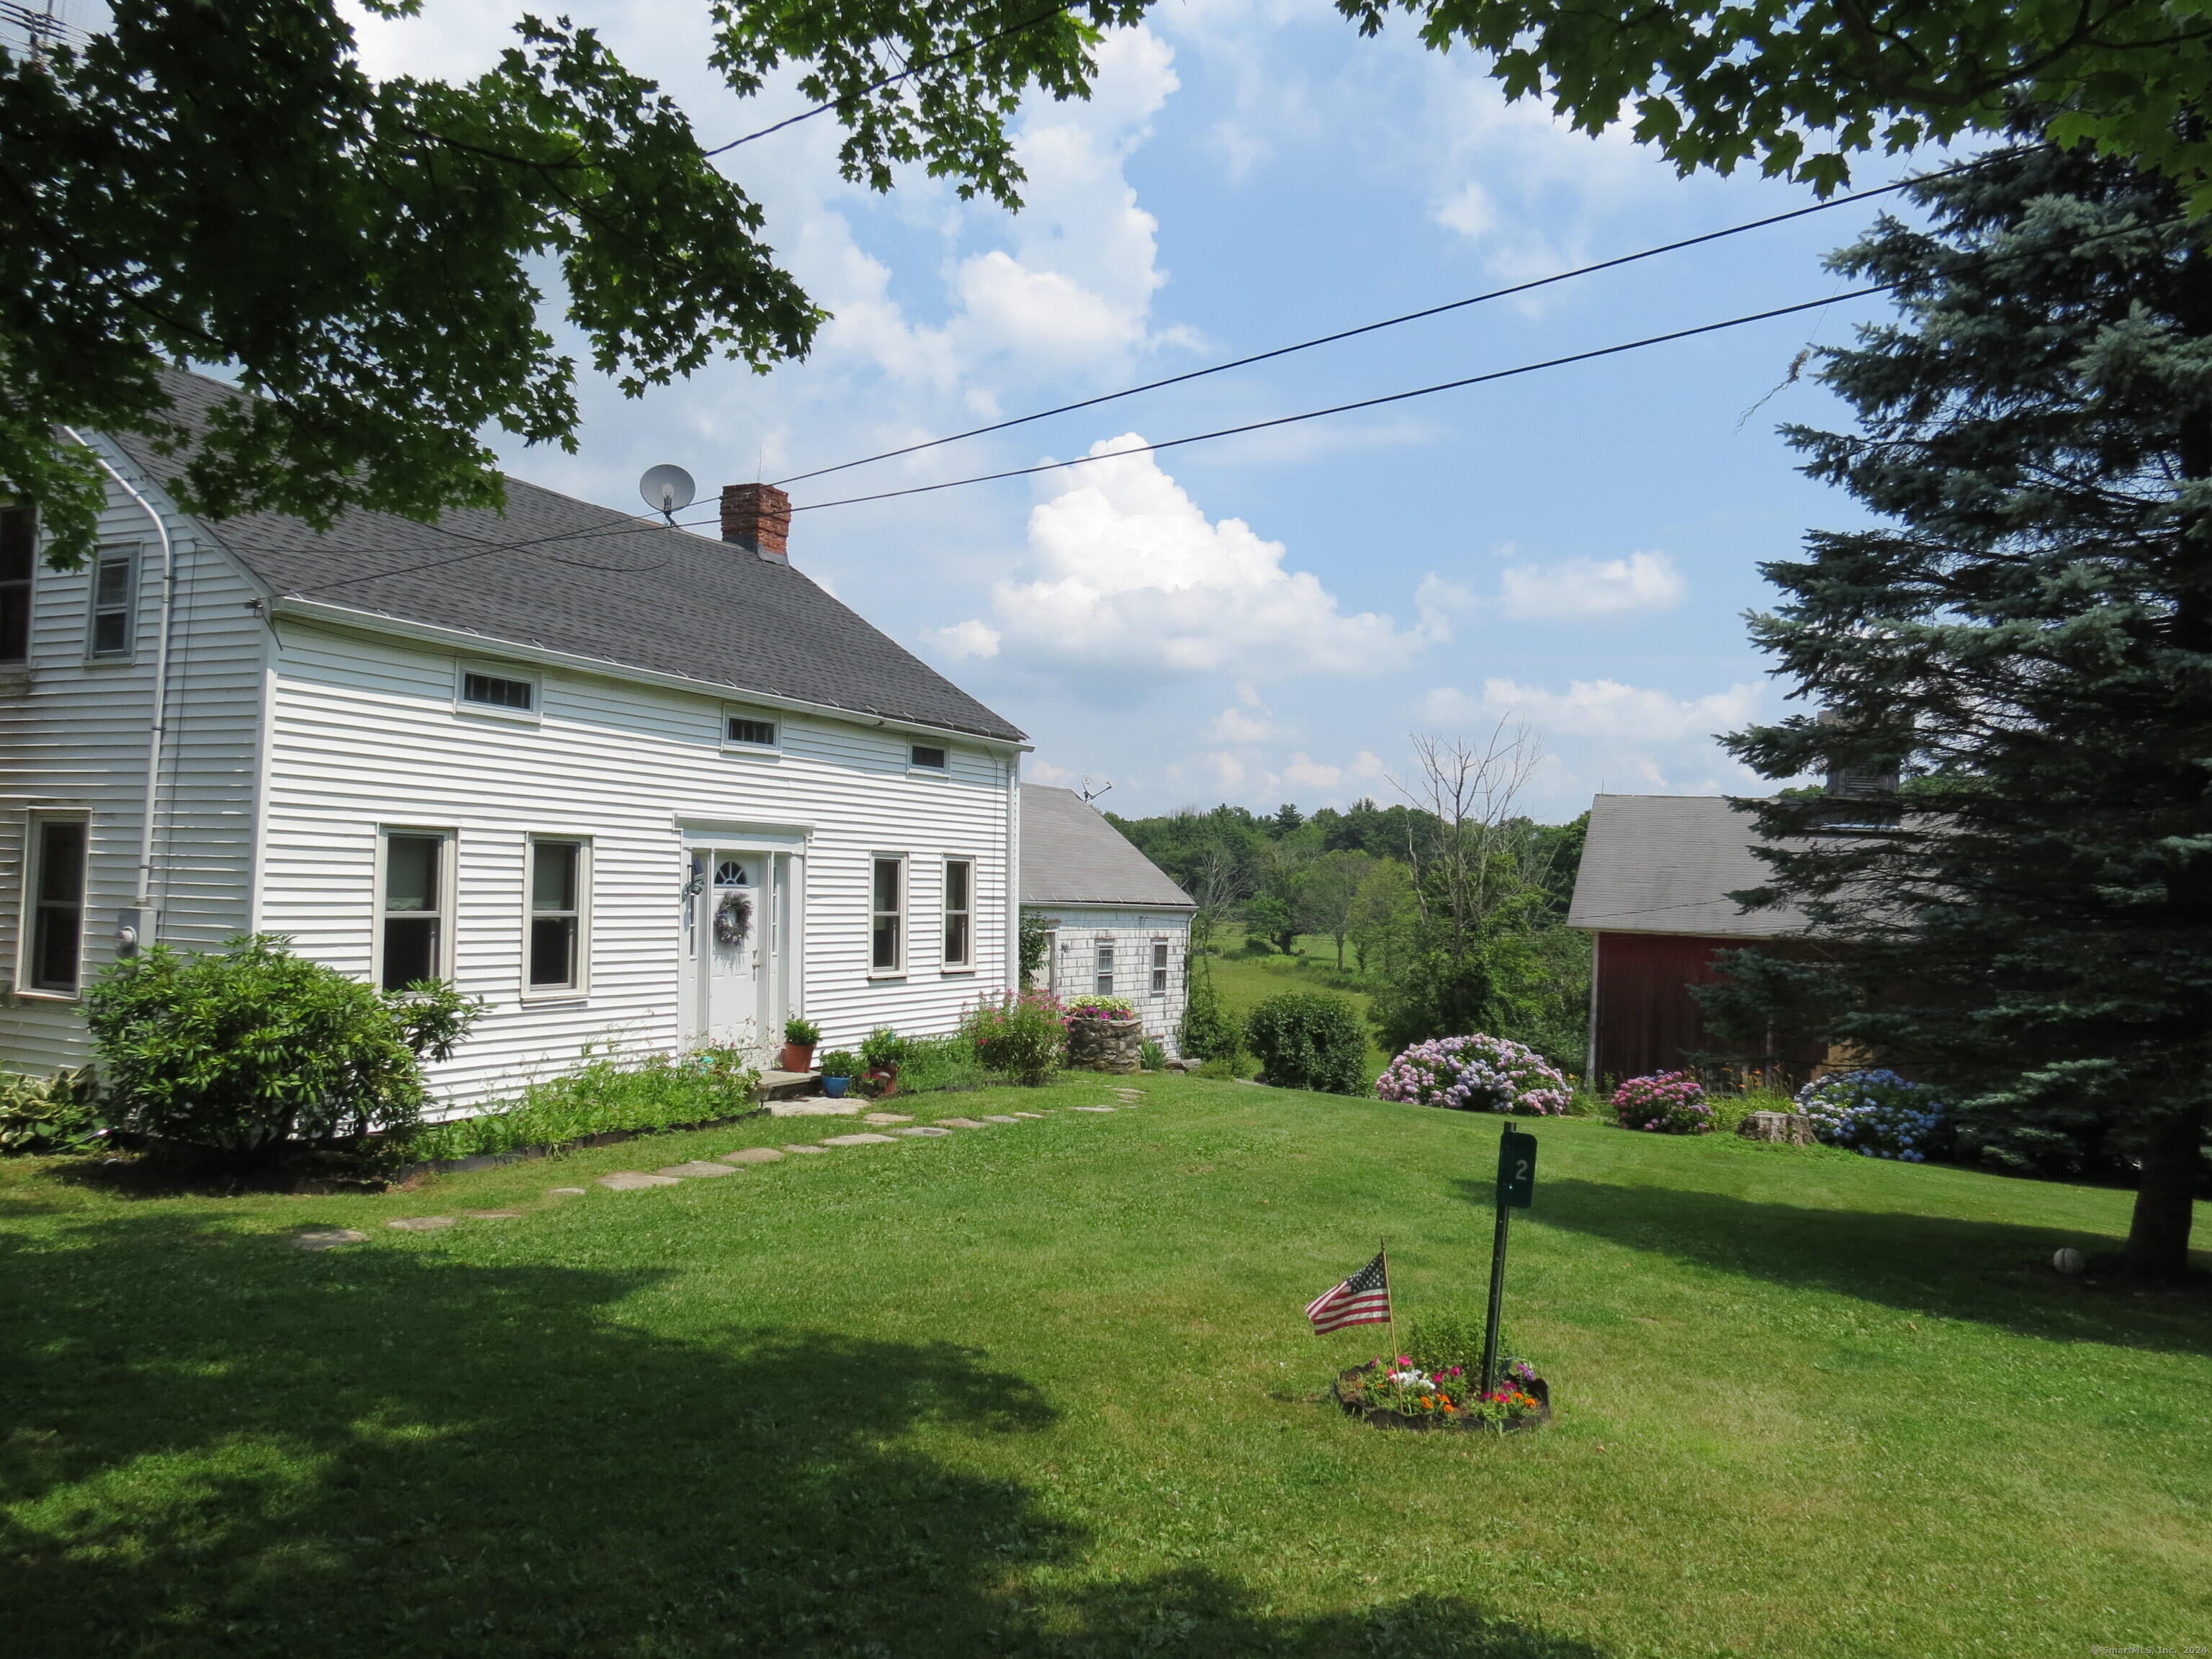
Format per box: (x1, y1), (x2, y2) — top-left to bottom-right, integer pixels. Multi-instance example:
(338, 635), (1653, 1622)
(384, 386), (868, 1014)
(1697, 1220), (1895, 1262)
(1388, 720), (1545, 935)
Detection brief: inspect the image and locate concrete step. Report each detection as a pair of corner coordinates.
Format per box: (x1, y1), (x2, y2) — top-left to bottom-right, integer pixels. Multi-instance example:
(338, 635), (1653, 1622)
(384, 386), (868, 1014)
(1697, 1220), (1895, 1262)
(755, 1069), (822, 1102)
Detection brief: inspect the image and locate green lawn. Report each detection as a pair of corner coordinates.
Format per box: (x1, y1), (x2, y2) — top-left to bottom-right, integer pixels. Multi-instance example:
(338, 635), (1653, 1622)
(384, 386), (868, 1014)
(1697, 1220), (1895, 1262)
(2, 1076), (2206, 1658)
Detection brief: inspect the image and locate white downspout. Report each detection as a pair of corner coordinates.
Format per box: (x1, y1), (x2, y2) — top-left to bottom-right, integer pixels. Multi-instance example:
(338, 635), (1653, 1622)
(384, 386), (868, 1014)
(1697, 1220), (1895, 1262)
(62, 428), (177, 922)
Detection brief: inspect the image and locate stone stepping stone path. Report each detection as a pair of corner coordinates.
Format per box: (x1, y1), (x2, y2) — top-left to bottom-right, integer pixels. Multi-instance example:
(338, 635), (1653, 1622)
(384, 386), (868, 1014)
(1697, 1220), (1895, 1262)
(719, 1148), (784, 1165)
(598, 1171), (682, 1190)
(934, 1117), (988, 1129)
(549, 1187), (587, 1197)
(1010, 1112), (1045, 1119)
(290, 1228), (368, 1250)
(862, 1112), (913, 1125)
(459, 1209), (521, 1219)
(1071, 1105), (1117, 1113)
(768, 1100), (864, 1118)
(781, 1143), (831, 1154)
(898, 1125), (953, 1137)
(981, 1115), (1021, 1125)
(819, 1133), (897, 1146)
(657, 1161), (737, 1178)
(387, 1215), (457, 1231)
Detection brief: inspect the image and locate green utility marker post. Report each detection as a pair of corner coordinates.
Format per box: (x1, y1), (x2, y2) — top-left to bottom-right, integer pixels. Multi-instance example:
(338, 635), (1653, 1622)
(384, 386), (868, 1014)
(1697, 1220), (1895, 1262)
(1480, 1124), (1538, 1395)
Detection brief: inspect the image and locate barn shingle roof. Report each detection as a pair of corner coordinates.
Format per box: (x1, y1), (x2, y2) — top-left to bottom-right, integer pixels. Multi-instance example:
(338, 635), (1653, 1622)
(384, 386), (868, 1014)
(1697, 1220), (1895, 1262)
(1566, 793), (1812, 938)
(106, 371), (1025, 743)
(1019, 786), (1194, 910)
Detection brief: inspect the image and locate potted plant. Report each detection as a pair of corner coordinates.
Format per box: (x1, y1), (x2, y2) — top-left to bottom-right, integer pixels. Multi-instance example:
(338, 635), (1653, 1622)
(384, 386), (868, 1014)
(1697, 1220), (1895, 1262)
(816, 1049), (860, 1100)
(859, 1027), (904, 1098)
(781, 1016), (822, 1074)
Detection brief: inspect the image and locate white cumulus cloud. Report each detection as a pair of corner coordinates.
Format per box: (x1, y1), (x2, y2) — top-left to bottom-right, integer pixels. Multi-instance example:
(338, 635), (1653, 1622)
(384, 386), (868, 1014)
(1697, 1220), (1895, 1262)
(1431, 677), (1758, 742)
(947, 438), (1438, 676)
(1496, 551), (1686, 619)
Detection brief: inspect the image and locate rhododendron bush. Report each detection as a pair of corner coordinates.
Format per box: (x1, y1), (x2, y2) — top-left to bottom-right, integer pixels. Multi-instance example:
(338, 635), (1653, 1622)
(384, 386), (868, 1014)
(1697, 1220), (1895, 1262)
(1375, 1034), (1570, 1115)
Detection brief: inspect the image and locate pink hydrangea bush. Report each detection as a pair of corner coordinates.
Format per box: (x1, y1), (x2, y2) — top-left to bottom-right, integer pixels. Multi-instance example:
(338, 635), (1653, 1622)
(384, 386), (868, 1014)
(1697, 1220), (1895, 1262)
(1612, 1071), (1713, 1134)
(1375, 1034), (1572, 1116)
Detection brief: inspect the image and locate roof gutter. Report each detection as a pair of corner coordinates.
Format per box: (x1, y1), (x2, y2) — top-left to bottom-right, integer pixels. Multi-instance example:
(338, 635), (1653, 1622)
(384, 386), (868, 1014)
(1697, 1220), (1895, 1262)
(269, 596), (1033, 754)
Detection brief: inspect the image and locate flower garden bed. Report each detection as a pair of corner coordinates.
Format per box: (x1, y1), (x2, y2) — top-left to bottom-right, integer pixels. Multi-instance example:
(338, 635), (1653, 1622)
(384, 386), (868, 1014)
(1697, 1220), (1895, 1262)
(1332, 1357), (1551, 1434)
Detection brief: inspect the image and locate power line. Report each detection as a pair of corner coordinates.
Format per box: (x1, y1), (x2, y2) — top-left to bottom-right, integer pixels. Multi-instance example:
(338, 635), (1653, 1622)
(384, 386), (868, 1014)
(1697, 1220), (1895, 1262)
(786, 287), (1890, 513)
(772, 168), (1964, 489)
(701, 2), (1075, 158)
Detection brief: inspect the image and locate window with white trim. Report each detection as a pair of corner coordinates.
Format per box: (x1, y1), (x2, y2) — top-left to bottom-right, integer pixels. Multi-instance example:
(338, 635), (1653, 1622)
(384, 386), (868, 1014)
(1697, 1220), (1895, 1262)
(462, 670), (534, 711)
(0, 507), (33, 665)
(88, 545), (136, 658)
(909, 744), (947, 770)
(942, 858), (972, 968)
(726, 714), (777, 747)
(871, 856), (904, 973)
(1094, 940), (1115, 997)
(528, 838), (588, 993)
(379, 830), (453, 990)
(1151, 940), (1170, 994)
(27, 817), (87, 995)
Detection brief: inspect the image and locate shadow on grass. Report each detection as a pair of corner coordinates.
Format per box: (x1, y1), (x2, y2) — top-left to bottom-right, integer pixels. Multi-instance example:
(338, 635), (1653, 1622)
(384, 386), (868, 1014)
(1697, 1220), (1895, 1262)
(1489, 1176), (2212, 1356)
(0, 1210), (1604, 1659)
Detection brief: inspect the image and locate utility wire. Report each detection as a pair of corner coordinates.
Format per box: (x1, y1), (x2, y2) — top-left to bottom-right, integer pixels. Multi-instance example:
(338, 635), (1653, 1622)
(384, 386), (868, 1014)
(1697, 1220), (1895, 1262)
(773, 150), (2023, 489)
(701, 1), (1074, 157)
(284, 202), (2177, 593)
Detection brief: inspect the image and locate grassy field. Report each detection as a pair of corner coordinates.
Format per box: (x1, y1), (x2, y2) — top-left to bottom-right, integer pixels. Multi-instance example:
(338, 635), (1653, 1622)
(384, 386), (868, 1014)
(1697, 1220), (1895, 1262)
(2, 1074), (2206, 1658)
(1202, 930), (1389, 1074)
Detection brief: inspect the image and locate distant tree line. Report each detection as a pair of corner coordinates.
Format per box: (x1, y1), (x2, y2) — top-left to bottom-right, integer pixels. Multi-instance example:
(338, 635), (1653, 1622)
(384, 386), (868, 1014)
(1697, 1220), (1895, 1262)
(1105, 726), (1589, 1069)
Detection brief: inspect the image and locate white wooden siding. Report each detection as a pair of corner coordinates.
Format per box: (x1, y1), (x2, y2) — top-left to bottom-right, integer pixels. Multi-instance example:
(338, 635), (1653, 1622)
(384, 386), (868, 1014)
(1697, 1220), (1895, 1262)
(0, 450), (264, 1075)
(261, 617), (1017, 1110)
(1033, 906), (1192, 1053)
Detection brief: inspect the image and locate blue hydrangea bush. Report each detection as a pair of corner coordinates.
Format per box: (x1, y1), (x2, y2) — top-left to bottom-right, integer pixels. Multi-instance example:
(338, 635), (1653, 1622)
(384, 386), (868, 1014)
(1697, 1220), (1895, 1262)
(1794, 1069), (1949, 1161)
(1376, 1034), (1572, 1116)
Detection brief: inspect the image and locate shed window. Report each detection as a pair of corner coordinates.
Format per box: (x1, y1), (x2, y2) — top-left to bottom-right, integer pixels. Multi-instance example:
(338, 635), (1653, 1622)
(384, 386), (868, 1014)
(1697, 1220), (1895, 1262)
(0, 507), (32, 664)
(89, 546), (135, 657)
(529, 840), (585, 992)
(462, 672), (534, 711)
(1094, 941), (1115, 997)
(871, 857), (904, 973)
(727, 715), (776, 747)
(380, 832), (450, 990)
(28, 819), (86, 994)
(909, 744), (947, 770)
(1151, 940), (1170, 994)
(943, 858), (972, 968)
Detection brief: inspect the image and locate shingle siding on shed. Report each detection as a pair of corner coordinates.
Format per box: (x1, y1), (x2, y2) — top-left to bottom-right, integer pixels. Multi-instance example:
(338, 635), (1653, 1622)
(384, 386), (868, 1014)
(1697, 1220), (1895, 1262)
(0, 444), (264, 1073)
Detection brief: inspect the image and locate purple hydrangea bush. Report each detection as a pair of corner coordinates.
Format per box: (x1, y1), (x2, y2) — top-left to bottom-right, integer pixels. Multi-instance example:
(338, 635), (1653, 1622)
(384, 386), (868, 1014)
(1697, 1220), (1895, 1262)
(1375, 1035), (1572, 1116)
(1611, 1071), (1714, 1135)
(1794, 1069), (1948, 1161)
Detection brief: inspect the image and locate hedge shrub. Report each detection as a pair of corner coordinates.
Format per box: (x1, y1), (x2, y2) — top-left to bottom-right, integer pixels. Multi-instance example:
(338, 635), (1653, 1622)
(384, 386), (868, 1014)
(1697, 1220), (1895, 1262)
(1244, 992), (1367, 1094)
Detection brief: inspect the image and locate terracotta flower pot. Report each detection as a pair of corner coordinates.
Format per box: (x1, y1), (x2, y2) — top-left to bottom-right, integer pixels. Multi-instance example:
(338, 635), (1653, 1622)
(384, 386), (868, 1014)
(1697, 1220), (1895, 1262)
(781, 1042), (817, 1074)
(863, 1064), (899, 1100)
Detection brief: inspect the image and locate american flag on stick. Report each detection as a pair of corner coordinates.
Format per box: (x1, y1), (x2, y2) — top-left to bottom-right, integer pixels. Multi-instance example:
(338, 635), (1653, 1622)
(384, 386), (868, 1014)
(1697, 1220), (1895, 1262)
(1305, 1248), (1392, 1334)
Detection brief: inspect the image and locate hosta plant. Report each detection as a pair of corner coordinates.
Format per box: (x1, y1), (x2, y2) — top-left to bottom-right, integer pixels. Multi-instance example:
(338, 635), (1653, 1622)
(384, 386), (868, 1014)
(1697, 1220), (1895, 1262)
(1614, 1071), (1714, 1135)
(1796, 1069), (1950, 1162)
(1375, 1034), (1571, 1115)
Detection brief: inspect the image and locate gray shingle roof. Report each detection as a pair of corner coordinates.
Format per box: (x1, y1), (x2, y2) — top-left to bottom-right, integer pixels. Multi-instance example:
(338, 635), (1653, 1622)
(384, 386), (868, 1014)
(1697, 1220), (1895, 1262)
(1566, 793), (1812, 937)
(1019, 785), (1194, 909)
(104, 371), (1025, 742)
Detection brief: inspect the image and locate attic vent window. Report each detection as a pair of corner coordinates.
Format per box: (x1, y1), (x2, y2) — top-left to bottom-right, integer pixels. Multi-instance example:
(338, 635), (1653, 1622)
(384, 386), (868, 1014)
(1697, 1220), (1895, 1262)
(910, 744), (948, 770)
(728, 716), (776, 747)
(464, 672), (534, 711)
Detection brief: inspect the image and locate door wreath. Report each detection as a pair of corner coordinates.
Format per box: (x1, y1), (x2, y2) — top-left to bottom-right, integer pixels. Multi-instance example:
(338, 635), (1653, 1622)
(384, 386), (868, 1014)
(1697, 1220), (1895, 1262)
(714, 889), (752, 948)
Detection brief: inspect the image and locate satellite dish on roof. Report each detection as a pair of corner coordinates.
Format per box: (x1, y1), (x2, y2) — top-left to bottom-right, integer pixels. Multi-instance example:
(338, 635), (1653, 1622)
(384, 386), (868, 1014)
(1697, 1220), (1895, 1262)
(639, 464), (696, 523)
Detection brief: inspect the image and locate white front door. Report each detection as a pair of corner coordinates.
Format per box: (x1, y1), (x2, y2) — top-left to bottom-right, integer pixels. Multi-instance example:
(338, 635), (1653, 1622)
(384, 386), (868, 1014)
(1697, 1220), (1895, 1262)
(680, 848), (765, 1052)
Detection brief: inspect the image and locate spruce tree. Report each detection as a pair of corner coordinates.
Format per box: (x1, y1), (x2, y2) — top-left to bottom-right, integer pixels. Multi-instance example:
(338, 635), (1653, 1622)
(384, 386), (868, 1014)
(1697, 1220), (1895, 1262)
(1714, 138), (2212, 1280)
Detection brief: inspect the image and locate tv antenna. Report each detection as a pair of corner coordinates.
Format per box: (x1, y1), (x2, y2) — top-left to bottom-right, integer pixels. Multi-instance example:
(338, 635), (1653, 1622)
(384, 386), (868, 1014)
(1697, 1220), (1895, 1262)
(1079, 778), (1113, 806)
(639, 464), (696, 525)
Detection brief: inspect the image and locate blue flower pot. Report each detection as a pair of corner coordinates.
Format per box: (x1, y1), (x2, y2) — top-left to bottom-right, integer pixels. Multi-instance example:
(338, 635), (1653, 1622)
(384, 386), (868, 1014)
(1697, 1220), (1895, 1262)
(822, 1075), (850, 1098)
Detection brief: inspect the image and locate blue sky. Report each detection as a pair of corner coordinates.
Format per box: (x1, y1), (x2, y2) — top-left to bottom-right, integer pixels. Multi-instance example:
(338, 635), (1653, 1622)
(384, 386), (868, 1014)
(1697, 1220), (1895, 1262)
(349, 0), (1959, 822)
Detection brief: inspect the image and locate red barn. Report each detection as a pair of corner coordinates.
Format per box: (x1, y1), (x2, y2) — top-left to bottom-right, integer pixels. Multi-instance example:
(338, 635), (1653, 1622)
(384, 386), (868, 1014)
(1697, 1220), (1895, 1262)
(1566, 794), (1815, 1084)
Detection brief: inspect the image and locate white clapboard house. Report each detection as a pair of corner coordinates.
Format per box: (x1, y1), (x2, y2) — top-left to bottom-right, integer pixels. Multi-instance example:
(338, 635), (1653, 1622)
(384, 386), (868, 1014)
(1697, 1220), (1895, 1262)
(1, 372), (1028, 1108)
(1018, 783), (1194, 1051)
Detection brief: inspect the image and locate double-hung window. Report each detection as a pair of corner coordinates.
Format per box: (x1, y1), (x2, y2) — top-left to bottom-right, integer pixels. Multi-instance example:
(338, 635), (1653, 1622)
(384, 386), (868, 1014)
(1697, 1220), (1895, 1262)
(379, 831), (452, 990)
(26, 818), (87, 995)
(942, 858), (973, 968)
(1151, 940), (1170, 994)
(871, 856), (904, 974)
(88, 545), (136, 658)
(0, 507), (33, 665)
(1094, 940), (1115, 997)
(528, 838), (587, 993)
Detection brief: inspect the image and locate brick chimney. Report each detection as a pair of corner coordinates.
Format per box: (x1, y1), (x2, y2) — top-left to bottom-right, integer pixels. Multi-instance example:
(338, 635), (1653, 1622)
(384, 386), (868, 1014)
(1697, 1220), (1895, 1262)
(721, 482), (791, 562)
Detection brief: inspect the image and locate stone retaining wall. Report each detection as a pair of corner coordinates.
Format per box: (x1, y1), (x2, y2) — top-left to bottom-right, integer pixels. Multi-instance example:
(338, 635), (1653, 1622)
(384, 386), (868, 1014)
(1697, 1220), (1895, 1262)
(1068, 1015), (1145, 1074)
